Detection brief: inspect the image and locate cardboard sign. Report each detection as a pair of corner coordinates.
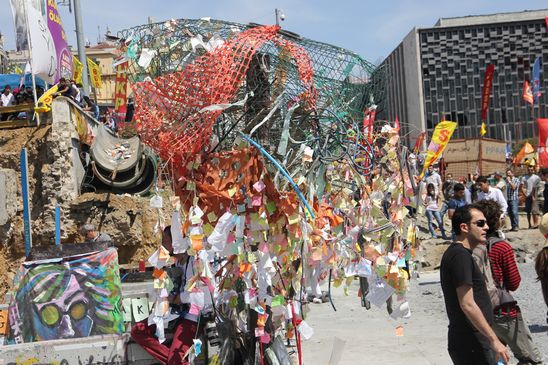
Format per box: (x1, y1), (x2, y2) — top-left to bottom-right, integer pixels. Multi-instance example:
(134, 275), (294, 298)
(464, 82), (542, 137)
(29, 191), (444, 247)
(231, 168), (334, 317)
(131, 297), (150, 322)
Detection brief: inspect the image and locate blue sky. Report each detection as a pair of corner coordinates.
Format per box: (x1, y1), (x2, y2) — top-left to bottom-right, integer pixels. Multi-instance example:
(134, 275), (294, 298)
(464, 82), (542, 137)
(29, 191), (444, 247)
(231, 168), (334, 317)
(1, 0), (546, 63)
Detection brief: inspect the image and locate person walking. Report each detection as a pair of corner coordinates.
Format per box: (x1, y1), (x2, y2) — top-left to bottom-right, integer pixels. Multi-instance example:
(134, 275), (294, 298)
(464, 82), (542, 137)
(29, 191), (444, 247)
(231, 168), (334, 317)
(440, 204), (509, 364)
(425, 165), (442, 195)
(441, 172), (457, 221)
(475, 200), (544, 364)
(476, 175), (508, 218)
(447, 183), (468, 220)
(425, 183), (448, 239)
(505, 169), (521, 231)
(522, 165), (541, 229)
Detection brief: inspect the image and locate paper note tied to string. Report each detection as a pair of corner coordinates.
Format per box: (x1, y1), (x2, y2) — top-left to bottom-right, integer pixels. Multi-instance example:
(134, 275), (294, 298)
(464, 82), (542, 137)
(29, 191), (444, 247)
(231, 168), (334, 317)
(132, 297), (150, 322)
(253, 180), (266, 192)
(395, 326), (404, 337)
(121, 298), (132, 322)
(365, 277), (395, 308)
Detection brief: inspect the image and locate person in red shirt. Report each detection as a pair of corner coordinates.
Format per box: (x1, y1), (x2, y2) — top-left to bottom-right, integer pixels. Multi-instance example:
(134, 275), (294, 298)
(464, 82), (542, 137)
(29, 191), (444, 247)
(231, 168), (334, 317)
(536, 214), (548, 325)
(475, 200), (543, 364)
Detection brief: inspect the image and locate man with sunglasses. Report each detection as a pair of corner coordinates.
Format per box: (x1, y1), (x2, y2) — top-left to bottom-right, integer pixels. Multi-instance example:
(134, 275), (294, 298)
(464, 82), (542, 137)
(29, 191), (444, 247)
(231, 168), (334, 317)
(440, 205), (509, 364)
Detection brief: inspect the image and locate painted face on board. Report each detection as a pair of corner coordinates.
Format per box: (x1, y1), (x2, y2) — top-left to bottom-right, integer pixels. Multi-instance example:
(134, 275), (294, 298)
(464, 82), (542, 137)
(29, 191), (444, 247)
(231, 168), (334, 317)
(32, 274), (93, 340)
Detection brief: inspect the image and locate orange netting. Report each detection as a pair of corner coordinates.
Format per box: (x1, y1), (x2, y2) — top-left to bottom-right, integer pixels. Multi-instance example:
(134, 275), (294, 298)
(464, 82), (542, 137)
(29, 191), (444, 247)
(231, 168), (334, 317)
(132, 25), (317, 167)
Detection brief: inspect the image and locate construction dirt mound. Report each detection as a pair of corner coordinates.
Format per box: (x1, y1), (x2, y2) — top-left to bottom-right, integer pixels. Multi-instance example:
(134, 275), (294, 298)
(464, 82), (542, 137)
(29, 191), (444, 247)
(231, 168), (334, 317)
(0, 126), (171, 300)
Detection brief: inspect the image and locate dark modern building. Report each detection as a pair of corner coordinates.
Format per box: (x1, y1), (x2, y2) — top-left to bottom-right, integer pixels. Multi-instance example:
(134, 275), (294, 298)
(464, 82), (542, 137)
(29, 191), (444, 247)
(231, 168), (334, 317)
(380, 9), (548, 148)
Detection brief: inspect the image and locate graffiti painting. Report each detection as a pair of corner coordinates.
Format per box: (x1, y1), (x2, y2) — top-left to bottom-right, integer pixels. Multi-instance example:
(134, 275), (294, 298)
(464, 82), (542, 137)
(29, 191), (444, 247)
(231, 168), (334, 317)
(8, 248), (124, 343)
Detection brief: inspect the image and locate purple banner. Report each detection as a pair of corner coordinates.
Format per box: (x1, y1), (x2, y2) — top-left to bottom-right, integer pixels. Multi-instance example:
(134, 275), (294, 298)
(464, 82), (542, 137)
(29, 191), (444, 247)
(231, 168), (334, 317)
(46, 0), (72, 83)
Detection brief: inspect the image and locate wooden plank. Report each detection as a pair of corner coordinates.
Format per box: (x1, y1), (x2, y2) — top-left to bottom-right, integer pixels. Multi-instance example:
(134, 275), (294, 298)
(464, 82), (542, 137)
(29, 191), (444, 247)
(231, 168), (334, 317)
(0, 103), (34, 113)
(0, 119), (37, 129)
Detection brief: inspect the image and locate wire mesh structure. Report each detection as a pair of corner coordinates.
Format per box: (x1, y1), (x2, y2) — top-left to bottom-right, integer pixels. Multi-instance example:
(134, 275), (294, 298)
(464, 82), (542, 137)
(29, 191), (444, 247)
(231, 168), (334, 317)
(118, 18), (386, 173)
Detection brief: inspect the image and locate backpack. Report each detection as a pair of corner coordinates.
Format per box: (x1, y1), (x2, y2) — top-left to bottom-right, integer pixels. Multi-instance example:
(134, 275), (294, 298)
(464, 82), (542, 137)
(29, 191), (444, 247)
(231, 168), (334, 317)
(472, 237), (516, 309)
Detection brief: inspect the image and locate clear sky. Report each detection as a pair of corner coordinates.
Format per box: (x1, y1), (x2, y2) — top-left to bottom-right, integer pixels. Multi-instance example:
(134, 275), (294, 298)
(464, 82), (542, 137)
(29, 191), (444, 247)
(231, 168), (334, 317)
(1, 0), (546, 63)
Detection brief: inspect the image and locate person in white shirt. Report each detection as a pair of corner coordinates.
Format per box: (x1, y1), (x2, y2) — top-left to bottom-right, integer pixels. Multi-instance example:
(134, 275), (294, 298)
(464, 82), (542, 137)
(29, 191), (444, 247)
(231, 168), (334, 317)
(425, 165), (442, 195)
(475, 175), (508, 217)
(1, 85), (14, 107)
(1, 85), (15, 121)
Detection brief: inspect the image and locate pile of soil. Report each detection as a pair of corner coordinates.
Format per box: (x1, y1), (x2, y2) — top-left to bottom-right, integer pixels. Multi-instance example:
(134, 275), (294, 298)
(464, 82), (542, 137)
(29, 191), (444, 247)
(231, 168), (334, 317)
(0, 126), (172, 300)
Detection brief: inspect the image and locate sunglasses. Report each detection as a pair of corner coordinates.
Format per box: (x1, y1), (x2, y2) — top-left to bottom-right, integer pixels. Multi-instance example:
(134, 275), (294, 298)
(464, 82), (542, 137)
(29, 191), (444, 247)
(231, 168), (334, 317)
(471, 219), (487, 227)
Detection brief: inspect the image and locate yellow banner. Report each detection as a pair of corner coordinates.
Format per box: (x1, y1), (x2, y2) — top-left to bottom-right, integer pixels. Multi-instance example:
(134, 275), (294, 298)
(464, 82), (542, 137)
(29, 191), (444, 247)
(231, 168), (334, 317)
(420, 121), (457, 178)
(87, 57), (102, 88)
(72, 56), (83, 84)
(34, 84), (59, 114)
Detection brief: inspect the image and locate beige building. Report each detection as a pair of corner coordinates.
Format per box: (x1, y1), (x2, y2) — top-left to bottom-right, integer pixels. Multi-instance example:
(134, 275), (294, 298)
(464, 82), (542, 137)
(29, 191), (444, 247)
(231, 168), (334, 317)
(76, 43), (119, 107)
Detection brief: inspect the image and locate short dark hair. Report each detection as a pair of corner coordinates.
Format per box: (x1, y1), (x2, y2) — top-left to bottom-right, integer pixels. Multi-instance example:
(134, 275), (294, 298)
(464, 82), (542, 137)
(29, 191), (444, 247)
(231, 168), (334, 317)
(452, 204), (481, 235)
(453, 183), (465, 192)
(475, 176), (488, 184)
(475, 200), (501, 235)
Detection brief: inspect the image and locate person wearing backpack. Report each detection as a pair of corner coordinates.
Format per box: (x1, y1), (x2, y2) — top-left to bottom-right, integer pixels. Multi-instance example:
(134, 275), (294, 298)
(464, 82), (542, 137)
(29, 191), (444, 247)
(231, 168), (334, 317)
(440, 204), (509, 365)
(474, 200), (543, 365)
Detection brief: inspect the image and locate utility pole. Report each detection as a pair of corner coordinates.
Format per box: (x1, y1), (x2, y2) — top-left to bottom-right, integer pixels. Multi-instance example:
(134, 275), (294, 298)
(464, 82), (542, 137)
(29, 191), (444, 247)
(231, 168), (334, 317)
(73, 0), (90, 96)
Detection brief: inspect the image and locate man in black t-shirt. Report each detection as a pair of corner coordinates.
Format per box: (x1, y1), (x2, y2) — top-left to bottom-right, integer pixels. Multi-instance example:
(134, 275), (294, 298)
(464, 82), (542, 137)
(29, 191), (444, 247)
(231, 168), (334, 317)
(440, 204), (509, 365)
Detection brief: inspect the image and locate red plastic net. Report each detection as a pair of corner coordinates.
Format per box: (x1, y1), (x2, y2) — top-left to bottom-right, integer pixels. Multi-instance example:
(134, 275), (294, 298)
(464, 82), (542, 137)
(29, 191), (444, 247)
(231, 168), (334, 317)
(132, 25), (317, 166)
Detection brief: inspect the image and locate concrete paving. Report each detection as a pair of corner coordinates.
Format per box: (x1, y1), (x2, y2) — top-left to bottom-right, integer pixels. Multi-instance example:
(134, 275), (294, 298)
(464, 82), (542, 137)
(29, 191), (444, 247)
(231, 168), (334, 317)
(301, 264), (548, 365)
(301, 271), (450, 365)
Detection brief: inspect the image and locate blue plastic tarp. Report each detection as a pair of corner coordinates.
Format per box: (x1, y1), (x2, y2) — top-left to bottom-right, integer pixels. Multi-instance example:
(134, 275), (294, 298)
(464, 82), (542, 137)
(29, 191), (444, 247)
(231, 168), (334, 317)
(0, 74), (46, 90)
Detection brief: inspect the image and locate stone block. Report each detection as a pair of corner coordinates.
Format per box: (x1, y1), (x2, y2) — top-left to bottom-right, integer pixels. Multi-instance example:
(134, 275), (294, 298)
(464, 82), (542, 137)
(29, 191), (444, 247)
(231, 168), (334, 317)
(0, 169), (17, 226)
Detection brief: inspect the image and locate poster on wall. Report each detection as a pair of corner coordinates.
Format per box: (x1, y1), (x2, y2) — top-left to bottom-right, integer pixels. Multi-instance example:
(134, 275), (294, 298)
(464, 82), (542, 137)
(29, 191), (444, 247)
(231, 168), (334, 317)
(8, 248), (124, 343)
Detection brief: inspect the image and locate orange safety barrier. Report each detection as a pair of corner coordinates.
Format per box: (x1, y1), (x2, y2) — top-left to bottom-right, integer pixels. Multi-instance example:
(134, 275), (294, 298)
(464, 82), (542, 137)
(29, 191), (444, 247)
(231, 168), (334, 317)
(132, 25), (317, 167)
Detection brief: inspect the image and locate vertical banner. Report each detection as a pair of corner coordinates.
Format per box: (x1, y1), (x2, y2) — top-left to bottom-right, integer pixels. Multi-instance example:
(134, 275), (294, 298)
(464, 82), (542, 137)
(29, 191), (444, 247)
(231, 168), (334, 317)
(413, 131), (426, 154)
(114, 61), (129, 122)
(9, 0), (43, 51)
(46, 0), (72, 82)
(26, 3), (57, 84)
(87, 58), (103, 89)
(538, 118), (548, 168)
(72, 55), (83, 84)
(362, 105), (377, 142)
(419, 121), (457, 178)
(532, 56), (542, 103)
(480, 63), (495, 122)
(20, 148), (32, 257)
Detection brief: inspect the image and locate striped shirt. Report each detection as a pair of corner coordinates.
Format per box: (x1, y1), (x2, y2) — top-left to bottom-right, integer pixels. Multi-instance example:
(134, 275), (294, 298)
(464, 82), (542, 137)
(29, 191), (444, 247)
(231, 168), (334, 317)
(506, 177), (520, 201)
(488, 240), (521, 317)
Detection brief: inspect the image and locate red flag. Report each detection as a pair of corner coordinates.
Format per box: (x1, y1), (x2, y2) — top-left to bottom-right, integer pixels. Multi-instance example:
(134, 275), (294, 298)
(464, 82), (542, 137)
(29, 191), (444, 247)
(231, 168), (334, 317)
(394, 115), (400, 132)
(362, 105), (377, 141)
(114, 61), (129, 123)
(523, 80), (534, 105)
(413, 131), (426, 153)
(545, 16), (548, 29)
(538, 118), (548, 167)
(480, 64), (495, 122)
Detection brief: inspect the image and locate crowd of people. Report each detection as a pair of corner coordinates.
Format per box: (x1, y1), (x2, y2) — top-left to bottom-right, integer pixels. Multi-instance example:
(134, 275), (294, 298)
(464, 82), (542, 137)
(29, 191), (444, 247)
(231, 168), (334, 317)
(421, 163), (548, 239)
(0, 84), (43, 120)
(423, 163), (548, 364)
